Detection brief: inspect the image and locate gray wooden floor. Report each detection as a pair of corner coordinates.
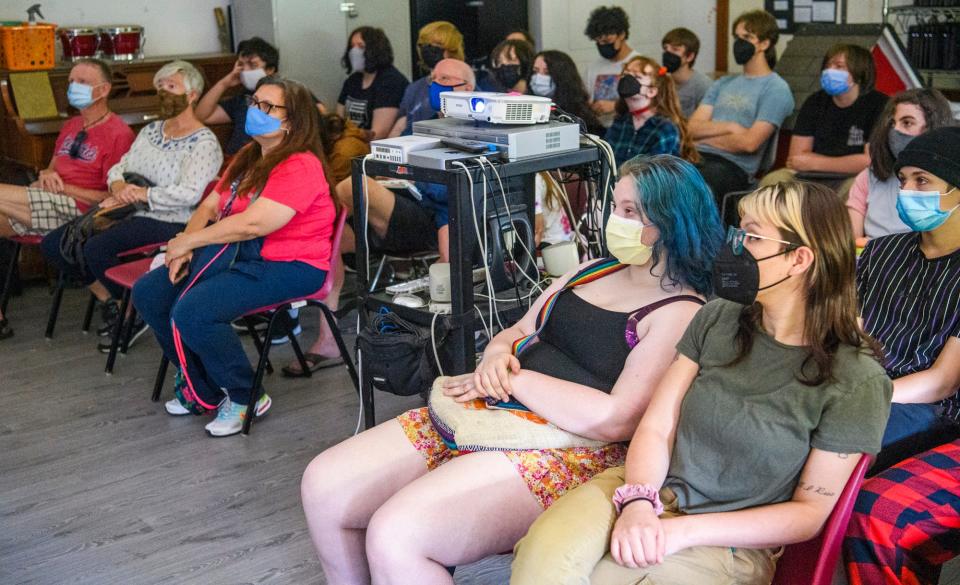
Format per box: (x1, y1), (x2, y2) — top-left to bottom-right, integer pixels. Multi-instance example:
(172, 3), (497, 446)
(0, 283), (513, 585)
(4, 283), (956, 585)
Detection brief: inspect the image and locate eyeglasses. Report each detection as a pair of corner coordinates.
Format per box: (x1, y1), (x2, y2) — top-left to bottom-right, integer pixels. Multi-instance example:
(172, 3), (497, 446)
(245, 95), (287, 115)
(726, 226), (799, 256)
(433, 75), (467, 87)
(69, 130), (88, 159)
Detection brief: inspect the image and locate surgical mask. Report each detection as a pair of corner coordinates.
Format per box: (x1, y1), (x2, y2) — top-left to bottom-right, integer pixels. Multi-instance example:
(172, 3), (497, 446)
(158, 90), (190, 119)
(596, 41), (618, 60)
(349, 46), (366, 73)
(429, 81), (456, 112)
(733, 38), (756, 66)
(661, 51), (682, 73)
(712, 229), (795, 305)
(605, 213), (653, 265)
(244, 106), (283, 137)
(493, 64), (521, 89)
(241, 68), (267, 92)
(419, 44), (445, 69)
(529, 73), (555, 97)
(888, 128), (915, 159)
(896, 188), (959, 232)
(820, 68), (850, 96)
(67, 82), (96, 110)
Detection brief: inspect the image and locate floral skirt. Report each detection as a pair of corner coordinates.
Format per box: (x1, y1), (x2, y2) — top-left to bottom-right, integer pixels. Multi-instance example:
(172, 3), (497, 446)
(397, 407), (627, 509)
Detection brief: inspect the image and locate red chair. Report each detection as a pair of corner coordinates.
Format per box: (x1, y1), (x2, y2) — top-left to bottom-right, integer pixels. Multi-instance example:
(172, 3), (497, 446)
(151, 208), (359, 436)
(771, 454), (873, 585)
(102, 256), (157, 374)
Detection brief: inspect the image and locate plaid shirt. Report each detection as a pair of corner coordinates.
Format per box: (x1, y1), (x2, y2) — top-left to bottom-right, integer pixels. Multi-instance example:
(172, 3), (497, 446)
(604, 114), (680, 167)
(844, 440), (960, 585)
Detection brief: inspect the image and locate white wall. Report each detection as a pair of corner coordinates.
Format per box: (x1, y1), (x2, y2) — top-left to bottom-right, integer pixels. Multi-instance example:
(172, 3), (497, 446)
(22, 0), (229, 57)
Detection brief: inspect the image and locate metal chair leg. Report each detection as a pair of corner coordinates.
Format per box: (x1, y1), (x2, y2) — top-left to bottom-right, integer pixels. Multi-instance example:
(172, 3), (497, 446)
(243, 316), (273, 374)
(152, 356), (169, 402)
(44, 274), (66, 339)
(288, 319), (312, 378)
(242, 311), (280, 436)
(105, 290), (130, 374)
(119, 305), (138, 355)
(368, 255), (388, 292)
(81, 293), (97, 333)
(319, 303), (359, 394)
(0, 242), (20, 315)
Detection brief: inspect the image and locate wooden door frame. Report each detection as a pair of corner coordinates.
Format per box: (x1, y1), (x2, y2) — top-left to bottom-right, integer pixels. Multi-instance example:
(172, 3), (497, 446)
(716, 0), (729, 73)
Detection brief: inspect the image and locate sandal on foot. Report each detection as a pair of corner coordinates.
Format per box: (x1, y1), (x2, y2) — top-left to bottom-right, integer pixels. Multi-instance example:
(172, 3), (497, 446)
(281, 353), (344, 377)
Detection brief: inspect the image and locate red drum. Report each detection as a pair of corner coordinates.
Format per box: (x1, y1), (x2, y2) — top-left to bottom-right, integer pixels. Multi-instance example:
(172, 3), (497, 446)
(58, 27), (99, 61)
(99, 25), (144, 60)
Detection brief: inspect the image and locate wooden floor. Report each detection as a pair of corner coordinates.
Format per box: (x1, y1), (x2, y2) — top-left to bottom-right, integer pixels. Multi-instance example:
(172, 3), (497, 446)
(4, 283), (957, 585)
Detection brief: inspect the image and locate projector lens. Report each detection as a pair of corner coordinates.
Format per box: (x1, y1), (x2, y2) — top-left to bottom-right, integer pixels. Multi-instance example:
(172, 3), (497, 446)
(470, 98), (486, 113)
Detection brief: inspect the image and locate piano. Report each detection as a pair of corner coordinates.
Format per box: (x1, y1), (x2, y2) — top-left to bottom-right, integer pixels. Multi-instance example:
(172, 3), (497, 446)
(0, 53), (238, 178)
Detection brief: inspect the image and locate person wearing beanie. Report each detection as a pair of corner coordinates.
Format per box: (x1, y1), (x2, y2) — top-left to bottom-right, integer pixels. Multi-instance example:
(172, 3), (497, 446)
(857, 125), (960, 463)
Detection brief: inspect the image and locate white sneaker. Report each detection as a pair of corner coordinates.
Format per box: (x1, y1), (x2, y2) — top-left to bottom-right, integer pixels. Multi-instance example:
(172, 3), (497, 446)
(204, 394), (272, 437)
(165, 398), (191, 416)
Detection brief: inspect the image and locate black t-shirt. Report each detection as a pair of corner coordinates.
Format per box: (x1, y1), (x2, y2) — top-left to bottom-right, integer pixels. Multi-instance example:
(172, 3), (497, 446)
(337, 66), (409, 130)
(793, 89), (888, 157)
(220, 91), (252, 155)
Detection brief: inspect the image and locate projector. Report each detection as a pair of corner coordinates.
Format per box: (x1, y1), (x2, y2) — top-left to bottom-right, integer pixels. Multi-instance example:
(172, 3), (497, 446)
(440, 91), (552, 124)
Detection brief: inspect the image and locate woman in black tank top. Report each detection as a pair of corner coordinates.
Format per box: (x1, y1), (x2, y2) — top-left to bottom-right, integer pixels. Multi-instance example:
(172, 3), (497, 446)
(301, 155), (724, 583)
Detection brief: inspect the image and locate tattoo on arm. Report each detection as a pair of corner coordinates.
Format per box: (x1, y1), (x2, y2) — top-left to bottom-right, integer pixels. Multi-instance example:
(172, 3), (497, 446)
(797, 481), (836, 497)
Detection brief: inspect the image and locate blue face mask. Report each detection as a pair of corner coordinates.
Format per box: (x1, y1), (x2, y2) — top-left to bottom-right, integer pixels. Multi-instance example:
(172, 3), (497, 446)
(244, 106), (283, 137)
(896, 188), (959, 232)
(820, 68), (851, 96)
(429, 81), (456, 112)
(67, 82), (96, 109)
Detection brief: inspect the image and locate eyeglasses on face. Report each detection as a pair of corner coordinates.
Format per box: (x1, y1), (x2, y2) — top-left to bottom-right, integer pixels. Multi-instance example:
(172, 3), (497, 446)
(245, 95), (287, 115)
(725, 226), (799, 256)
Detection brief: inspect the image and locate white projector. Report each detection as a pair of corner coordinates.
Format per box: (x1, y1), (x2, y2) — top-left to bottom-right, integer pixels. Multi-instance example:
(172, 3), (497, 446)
(440, 91), (552, 124)
(370, 135), (442, 164)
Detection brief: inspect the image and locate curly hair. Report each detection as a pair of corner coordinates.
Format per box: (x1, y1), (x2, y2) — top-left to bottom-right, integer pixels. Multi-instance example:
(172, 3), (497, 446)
(584, 5), (630, 39)
(534, 50), (601, 131)
(341, 26), (394, 73)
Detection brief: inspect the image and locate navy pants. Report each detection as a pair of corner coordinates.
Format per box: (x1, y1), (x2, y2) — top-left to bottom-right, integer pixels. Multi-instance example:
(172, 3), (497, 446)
(132, 239), (326, 407)
(42, 217), (184, 299)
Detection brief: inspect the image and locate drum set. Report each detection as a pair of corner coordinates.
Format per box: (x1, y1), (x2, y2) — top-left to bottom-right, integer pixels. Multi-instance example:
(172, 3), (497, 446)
(57, 25), (144, 62)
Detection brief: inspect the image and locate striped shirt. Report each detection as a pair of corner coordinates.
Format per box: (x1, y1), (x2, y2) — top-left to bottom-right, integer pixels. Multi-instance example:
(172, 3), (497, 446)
(604, 114), (680, 168)
(857, 232), (960, 420)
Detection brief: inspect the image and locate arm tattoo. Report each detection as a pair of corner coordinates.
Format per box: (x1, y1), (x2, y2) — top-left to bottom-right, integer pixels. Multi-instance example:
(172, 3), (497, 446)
(797, 481), (836, 497)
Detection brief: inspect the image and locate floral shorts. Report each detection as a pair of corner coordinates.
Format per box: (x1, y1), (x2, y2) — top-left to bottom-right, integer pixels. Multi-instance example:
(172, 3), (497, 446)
(397, 407), (627, 509)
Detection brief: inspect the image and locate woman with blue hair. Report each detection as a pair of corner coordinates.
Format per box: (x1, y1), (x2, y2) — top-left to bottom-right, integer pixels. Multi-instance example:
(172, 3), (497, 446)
(301, 154), (723, 584)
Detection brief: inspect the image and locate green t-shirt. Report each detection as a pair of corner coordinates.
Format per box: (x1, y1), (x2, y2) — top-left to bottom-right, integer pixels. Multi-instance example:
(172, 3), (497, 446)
(664, 299), (892, 514)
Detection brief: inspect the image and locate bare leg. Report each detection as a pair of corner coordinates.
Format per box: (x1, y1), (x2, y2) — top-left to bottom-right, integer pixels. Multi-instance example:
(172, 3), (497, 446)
(366, 452), (542, 585)
(88, 281), (112, 303)
(301, 419), (431, 585)
(0, 184), (33, 227)
(304, 259), (344, 358)
(335, 176), (395, 239)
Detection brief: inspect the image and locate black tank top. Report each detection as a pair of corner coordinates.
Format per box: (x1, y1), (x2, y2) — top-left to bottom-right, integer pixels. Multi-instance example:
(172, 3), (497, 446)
(519, 290), (704, 392)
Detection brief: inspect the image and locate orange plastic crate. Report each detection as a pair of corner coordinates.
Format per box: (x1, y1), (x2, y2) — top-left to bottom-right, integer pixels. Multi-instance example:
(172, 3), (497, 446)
(1, 22), (57, 71)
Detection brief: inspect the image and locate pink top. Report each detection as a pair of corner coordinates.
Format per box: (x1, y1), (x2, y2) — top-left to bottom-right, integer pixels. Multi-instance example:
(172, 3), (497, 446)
(846, 169), (870, 216)
(52, 114), (136, 212)
(217, 152), (335, 271)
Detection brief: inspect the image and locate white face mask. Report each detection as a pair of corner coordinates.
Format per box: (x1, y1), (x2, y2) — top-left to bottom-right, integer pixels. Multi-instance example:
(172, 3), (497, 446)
(349, 46), (366, 73)
(605, 212), (654, 265)
(240, 68), (267, 92)
(529, 73), (555, 97)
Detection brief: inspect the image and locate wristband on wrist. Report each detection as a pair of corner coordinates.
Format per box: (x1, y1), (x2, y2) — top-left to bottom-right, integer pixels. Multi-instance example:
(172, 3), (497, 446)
(613, 483), (664, 516)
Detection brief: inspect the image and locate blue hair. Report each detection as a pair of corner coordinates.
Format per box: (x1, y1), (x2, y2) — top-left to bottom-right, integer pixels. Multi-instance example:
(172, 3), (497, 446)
(620, 154), (722, 296)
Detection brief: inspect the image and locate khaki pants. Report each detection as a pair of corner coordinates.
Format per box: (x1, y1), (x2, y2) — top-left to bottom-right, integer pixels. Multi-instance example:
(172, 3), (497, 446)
(758, 168), (855, 201)
(511, 466), (781, 585)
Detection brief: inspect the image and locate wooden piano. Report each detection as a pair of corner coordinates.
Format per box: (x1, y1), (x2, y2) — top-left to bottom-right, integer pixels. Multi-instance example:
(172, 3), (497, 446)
(0, 53), (238, 179)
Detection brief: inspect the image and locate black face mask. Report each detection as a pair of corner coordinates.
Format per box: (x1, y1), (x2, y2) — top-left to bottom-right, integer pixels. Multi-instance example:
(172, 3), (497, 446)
(617, 74), (641, 98)
(712, 243), (792, 305)
(733, 38), (757, 66)
(419, 44), (444, 69)
(661, 51), (682, 73)
(494, 64), (522, 89)
(596, 41), (619, 60)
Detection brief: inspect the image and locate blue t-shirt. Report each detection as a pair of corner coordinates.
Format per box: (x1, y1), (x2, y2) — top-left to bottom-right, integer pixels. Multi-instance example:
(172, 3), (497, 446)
(399, 76), (435, 136)
(697, 73), (794, 176)
(411, 181), (449, 228)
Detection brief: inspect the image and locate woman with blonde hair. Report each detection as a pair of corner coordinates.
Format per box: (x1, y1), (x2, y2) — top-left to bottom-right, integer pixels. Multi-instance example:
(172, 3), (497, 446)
(512, 180), (892, 585)
(606, 55), (698, 167)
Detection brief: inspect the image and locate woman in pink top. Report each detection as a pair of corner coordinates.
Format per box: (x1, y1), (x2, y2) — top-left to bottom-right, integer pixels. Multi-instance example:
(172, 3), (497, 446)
(132, 78), (336, 438)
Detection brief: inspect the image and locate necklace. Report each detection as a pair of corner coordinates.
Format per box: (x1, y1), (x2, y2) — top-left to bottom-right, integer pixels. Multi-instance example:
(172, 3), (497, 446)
(83, 110), (111, 130)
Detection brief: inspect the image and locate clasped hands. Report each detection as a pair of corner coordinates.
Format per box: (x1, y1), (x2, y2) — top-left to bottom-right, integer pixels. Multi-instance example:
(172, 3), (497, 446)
(163, 232), (195, 284)
(441, 352), (521, 403)
(101, 181), (148, 209)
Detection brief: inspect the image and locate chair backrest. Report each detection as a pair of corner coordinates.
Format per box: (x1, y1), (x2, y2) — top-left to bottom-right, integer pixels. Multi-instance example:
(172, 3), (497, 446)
(771, 454), (873, 585)
(758, 127), (781, 177)
(307, 206), (349, 302)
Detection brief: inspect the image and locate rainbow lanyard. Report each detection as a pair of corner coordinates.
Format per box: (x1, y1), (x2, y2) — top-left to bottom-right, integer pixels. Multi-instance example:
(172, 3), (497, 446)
(511, 258), (626, 356)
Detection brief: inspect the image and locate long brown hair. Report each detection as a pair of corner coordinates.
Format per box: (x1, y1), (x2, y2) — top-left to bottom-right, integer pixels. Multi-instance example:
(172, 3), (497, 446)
(868, 88), (954, 181)
(222, 77), (326, 198)
(615, 56), (699, 164)
(732, 181), (883, 386)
